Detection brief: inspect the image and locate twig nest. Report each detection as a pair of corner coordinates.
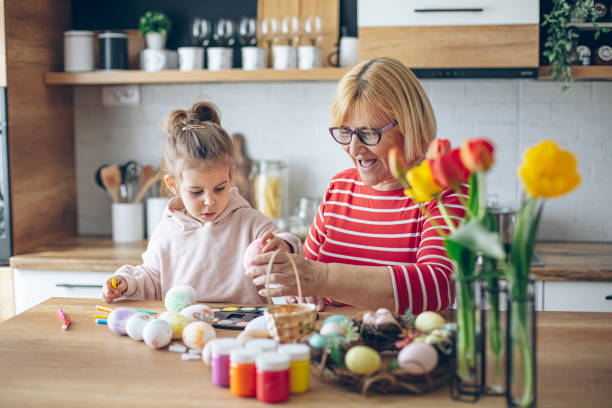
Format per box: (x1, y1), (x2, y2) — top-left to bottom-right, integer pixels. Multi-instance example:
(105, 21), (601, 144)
(397, 343), (439, 375)
(345, 345), (381, 375)
(414, 311), (445, 334)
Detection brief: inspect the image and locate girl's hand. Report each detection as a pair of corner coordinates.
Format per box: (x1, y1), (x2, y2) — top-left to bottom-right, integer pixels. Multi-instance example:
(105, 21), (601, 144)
(286, 295), (326, 312)
(245, 251), (328, 299)
(260, 231), (292, 254)
(101, 275), (127, 303)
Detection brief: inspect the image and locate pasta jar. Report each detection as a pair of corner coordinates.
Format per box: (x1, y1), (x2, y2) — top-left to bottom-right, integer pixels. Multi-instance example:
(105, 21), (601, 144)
(211, 338), (240, 387)
(230, 347), (258, 398)
(256, 352), (290, 403)
(253, 160), (287, 220)
(277, 343), (310, 393)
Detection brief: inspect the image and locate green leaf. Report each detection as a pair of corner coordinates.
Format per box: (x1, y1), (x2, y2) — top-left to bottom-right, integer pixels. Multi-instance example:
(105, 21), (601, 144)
(446, 219), (506, 261)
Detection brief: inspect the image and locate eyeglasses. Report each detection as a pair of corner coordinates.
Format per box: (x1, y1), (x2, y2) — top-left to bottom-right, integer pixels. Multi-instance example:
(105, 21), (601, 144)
(329, 120), (398, 146)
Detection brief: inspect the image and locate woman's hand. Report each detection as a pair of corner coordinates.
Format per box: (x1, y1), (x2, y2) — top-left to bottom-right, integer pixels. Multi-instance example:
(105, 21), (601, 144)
(260, 231), (292, 253)
(101, 275), (127, 303)
(286, 295), (326, 312)
(245, 251), (328, 300)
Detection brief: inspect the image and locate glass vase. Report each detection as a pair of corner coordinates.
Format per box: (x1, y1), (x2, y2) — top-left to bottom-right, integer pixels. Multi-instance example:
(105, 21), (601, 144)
(506, 280), (536, 408)
(482, 278), (506, 396)
(451, 276), (483, 402)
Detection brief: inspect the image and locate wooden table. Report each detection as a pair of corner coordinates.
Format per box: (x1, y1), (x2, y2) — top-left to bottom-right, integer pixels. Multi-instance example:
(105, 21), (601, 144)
(0, 298), (611, 407)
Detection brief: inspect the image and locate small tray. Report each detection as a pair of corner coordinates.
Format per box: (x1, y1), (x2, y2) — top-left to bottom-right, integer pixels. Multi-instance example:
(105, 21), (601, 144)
(210, 306), (266, 330)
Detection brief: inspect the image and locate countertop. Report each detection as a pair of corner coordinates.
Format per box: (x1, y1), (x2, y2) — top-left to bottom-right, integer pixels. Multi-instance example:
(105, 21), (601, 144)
(0, 297), (611, 407)
(9, 237), (612, 281)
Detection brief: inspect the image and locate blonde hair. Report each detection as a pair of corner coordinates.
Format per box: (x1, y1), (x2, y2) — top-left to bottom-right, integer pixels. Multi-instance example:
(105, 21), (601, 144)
(163, 102), (233, 178)
(331, 57), (436, 167)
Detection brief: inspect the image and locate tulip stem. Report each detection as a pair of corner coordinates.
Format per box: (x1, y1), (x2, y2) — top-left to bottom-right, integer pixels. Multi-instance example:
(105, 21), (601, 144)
(419, 204), (449, 239)
(436, 199), (457, 234)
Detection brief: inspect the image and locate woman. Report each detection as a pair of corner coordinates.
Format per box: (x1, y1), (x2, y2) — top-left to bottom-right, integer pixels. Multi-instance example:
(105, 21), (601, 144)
(246, 57), (465, 314)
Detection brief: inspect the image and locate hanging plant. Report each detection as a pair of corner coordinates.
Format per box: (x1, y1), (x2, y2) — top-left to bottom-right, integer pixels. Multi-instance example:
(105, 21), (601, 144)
(542, 0), (609, 94)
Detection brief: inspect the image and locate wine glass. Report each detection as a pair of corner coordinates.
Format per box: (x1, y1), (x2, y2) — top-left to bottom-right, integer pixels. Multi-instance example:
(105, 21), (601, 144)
(281, 16), (300, 47)
(191, 17), (212, 47)
(260, 17), (279, 49)
(213, 18), (235, 47)
(238, 16), (257, 46)
(304, 16), (323, 46)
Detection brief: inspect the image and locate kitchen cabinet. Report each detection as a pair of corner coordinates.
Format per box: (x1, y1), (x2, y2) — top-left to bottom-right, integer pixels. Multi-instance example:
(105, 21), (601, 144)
(12, 268), (110, 314)
(542, 281), (612, 312)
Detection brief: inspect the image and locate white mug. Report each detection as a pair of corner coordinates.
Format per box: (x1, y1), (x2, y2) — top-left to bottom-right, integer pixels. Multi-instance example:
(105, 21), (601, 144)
(141, 49), (168, 72)
(146, 197), (170, 238)
(112, 203), (144, 243)
(298, 45), (322, 70)
(207, 47), (233, 71)
(241, 47), (266, 71)
(178, 46), (204, 71)
(339, 37), (359, 67)
(272, 45), (297, 70)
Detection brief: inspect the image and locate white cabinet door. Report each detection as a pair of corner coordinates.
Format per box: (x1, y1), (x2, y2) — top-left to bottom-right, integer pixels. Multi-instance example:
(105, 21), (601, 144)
(13, 269), (112, 314)
(543, 281), (612, 312)
(357, 0), (539, 27)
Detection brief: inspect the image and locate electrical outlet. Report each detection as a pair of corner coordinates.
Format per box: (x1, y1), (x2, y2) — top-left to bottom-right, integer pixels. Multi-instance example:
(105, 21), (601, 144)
(101, 85), (140, 106)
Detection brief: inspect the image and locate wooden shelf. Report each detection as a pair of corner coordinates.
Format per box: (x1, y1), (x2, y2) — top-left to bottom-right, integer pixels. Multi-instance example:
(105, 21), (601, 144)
(539, 65), (612, 80)
(44, 68), (351, 85)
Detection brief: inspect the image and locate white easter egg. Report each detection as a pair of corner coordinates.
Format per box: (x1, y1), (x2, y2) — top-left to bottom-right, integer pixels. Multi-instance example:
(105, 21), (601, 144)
(126, 313), (154, 340)
(107, 307), (137, 336)
(180, 304), (214, 324)
(164, 287), (195, 312)
(158, 311), (191, 339)
(320, 322), (344, 337)
(142, 319), (173, 349)
(397, 343), (439, 375)
(244, 315), (268, 332)
(182, 321), (216, 349)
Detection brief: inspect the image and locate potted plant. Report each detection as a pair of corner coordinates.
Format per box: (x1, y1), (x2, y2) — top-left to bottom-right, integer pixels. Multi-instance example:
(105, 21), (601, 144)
(139, 11), (172, 49)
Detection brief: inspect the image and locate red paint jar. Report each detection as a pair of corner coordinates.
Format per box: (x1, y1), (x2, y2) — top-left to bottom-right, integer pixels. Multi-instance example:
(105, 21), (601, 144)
(256, 352), (290, 403)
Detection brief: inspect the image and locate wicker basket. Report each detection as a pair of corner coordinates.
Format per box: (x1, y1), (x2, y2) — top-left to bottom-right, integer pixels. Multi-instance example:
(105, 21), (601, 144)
(263, 248), (317, 344)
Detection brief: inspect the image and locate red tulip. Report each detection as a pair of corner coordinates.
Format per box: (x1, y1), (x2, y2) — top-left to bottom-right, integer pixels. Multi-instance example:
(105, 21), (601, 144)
(429, 148), (470, 188)
(460, 138), (495, 173)
(427, 139), (451, 159)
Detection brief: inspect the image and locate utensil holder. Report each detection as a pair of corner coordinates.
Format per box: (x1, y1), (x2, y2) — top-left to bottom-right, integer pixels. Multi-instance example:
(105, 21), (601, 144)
(112, 203), (144, 243)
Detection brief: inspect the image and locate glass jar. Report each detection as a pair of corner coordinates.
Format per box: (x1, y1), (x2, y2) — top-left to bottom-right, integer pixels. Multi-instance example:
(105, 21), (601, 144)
(290, 197), (320, 241)
(253, 160), (287, 220)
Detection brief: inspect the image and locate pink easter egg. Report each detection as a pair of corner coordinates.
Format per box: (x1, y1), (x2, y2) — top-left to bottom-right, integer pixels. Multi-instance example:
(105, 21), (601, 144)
(397, 343), (439, 375)
(320, 322), (344, 337)
(243, 238), (265, 270)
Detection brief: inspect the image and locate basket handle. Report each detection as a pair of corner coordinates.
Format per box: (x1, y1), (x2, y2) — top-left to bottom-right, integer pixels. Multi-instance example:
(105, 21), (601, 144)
(265, 248), (303, 306)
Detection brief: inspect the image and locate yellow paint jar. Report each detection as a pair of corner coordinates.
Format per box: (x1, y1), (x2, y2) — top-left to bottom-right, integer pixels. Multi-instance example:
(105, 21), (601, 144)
(278, 343), (310, 393)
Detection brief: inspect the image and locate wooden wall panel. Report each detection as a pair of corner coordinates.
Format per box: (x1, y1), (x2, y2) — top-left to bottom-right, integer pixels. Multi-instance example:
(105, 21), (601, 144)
(0, 1), (6, 87)
(5, 0), (76, 254)
(359, 24), (540, 68)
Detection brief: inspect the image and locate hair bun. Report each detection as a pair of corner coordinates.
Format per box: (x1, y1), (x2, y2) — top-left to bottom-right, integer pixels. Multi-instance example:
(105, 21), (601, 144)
(192, 102), (221, 125)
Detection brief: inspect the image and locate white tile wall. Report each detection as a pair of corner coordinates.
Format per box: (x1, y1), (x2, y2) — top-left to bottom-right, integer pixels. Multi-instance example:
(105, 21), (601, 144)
(74, 79), (612, 241)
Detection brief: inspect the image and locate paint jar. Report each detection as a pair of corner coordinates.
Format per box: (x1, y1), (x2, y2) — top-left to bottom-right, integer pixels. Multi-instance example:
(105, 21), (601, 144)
(230, 347), (258, 398)
(211, 338), (240, 387)
(256, 352), (290, 403)
(245, 338), (278, 353)
(278, 343), (310, 393)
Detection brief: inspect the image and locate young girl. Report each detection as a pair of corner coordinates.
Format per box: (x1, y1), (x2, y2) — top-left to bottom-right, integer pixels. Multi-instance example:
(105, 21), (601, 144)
(102, 102), (302, 304)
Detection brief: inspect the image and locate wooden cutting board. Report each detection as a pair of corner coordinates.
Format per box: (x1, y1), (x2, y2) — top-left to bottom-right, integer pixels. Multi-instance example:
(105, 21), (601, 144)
(257, 0), (340, 67)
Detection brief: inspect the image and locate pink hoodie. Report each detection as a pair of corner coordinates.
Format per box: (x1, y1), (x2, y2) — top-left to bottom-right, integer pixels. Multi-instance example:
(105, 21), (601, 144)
(115, 187), (303, 304)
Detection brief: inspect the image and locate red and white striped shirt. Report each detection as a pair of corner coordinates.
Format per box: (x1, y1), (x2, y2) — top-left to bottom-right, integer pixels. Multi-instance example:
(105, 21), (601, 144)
(304, 168), (467, 314)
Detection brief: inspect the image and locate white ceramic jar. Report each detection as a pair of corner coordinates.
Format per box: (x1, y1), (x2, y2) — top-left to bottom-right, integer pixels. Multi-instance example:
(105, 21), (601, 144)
(63, 30), (95, 72)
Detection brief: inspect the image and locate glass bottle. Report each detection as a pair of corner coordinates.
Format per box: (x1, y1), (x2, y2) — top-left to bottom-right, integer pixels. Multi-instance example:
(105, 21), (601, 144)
(253, 160), (287, 220)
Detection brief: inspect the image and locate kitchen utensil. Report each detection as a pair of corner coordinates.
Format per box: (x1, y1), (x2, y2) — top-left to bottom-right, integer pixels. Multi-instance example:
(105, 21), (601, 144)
(100, 165), (121, 203)
(120, 161), (141, 203)
(134, 172), (160, 204)
(139, 165), (156, 191)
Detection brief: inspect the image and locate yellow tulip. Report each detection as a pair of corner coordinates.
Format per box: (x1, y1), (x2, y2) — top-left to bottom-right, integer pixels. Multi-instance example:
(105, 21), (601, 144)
(518, 140), (580, 198)
(405, 160), (443, 203)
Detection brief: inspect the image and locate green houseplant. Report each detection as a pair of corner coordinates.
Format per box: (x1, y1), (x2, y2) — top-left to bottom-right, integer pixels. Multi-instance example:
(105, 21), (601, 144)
(542, 0), (609, 93)
(139, 11), (172, 49)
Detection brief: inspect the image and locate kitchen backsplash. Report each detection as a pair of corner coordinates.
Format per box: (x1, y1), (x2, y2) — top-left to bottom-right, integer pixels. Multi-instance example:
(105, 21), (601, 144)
(74, 79), (612, 242)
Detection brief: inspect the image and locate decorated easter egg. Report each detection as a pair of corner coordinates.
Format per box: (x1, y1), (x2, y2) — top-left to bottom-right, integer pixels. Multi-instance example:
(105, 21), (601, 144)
(397, 343), (439, 375)
(202, 338), (217, 365)
(322, 314), (351, 327)
(414, 311), (446, 334)
(180, 304), (214, 324)
(174, 285), (197, 301)
(244, 315), (268, 332)
(164, 286), (195, 312)
(362, 311), (376, 325)
(158, 311), (191, 339)
(107, 307), (137, 336)
(308, 333), (327, 349)
(320, 322), (344, 337)
(142, 319), (173, 349)
(374, 309), (396, 326)
(345, 345), (381, 375)
(182, 321), (216, 349)
(126, 313), (154, 340)
(243, 238), (264, 270)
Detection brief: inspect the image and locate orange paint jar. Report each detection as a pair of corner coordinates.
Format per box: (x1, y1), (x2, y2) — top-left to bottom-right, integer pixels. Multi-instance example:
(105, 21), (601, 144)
(229, 347), (258, 398)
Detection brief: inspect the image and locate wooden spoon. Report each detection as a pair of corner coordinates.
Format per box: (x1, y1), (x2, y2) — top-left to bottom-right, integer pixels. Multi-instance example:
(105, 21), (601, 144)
(139, 165), (156, 190)
(134, 171), (160, 203)
(100, 165), (121, 203)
